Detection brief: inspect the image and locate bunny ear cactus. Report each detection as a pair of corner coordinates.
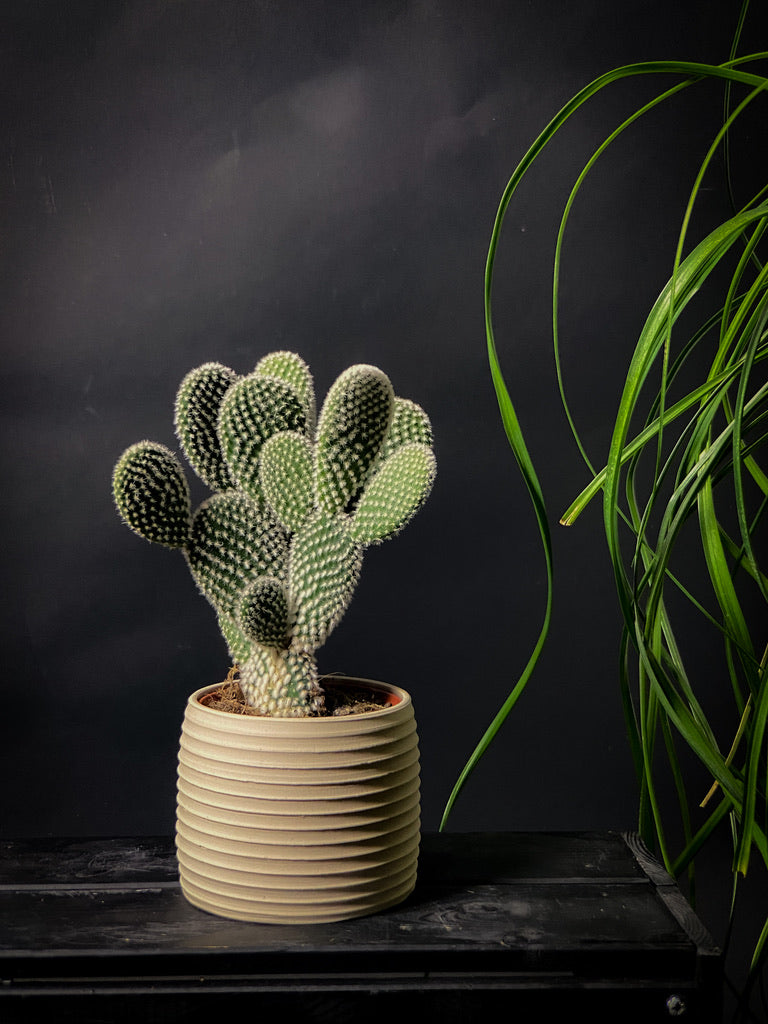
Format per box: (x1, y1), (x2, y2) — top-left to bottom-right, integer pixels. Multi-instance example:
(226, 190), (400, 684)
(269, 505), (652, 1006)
(112, 351), (436, 717)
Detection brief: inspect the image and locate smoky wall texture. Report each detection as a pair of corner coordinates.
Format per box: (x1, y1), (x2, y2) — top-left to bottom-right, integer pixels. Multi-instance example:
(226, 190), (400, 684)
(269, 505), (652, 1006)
(1, 1), (764, 841)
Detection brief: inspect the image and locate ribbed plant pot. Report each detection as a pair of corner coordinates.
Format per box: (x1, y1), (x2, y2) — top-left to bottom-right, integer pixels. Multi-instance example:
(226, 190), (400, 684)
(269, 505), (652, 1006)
(175, 677), (421, 924)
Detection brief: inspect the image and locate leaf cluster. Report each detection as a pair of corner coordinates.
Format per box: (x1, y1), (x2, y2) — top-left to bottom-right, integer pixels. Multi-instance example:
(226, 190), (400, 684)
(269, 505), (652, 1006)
(443, 7), (768, 1006)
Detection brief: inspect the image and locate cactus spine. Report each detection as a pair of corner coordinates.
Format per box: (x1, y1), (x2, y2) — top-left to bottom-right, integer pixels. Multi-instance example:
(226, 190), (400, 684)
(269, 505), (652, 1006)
(112, 352), (436, 716)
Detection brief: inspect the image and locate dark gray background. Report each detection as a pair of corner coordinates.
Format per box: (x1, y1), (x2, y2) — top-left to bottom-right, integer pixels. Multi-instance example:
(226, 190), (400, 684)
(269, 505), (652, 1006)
(1, 0), (766, 965)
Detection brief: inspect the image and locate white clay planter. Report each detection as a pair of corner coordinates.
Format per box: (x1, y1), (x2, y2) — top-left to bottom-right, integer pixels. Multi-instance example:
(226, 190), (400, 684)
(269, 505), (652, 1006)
(175, 677), (421, 923)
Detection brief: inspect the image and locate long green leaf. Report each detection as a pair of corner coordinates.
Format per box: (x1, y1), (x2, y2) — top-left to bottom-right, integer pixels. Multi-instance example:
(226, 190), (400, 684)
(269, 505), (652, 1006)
(448, 44), (768, 982)
(443, 56), (768, 828)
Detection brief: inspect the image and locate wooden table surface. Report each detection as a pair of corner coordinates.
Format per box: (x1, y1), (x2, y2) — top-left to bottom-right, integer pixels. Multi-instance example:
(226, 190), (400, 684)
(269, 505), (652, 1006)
(0, 830), (721, 1023)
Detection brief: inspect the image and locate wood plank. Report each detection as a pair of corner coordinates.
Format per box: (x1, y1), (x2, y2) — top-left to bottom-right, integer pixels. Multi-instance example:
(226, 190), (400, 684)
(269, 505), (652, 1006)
(0, 832), (722, 1023)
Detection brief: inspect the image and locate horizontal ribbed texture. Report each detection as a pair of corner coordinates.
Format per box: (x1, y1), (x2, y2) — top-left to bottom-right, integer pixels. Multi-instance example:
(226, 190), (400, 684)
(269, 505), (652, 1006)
(176, 678), (420, 923)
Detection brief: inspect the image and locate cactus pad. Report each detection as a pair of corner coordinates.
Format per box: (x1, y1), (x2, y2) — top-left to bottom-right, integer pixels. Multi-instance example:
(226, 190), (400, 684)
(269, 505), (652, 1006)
(259, 431), (314, 532)
(255, 351), (316, 431)
(186, 492), (288, 617)
(175, 362), (239, 491)
(351, 442), (437, 544)
(113, 442), (191, 549)
(239, 577), (291, 649)
(316, 365), (394, 517)
(219, 375), (307, 502)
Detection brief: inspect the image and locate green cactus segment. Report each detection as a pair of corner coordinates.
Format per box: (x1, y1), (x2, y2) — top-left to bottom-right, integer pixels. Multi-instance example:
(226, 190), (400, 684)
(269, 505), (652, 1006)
(217, 610), (253, 664)
(381, 398), (434, 460)
(315, 365), (394, 517)
(239, 646), (320, 717)
(114, 351), (435, 716)
(259, 431), (314, 532)
(255, 351), (316, 431)
(186, 492), (288, 617)
(239, 577), (290, 648)
(289, 512), (363, 649)
(174, 362), (239, 491)
(112, 442), (191, 548)
(351, 443), (437, 545)
(218, 375), (307, 502)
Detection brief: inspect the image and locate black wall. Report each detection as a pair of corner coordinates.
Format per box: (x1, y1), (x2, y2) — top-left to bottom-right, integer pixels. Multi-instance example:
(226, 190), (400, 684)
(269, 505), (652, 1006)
(1, 0), (765, 897)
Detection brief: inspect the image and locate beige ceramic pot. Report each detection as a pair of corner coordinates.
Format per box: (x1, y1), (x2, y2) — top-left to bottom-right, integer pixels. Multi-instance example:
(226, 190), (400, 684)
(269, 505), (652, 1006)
(175, 677), (421, 923)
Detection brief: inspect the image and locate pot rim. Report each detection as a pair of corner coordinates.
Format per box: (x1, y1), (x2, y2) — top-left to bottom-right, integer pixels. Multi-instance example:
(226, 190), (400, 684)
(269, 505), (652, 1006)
(188, 675), (411, 721)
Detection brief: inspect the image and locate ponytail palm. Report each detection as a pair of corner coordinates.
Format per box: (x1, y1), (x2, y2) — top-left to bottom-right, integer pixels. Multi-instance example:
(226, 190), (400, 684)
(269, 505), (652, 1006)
(444, 7), (768, 1009)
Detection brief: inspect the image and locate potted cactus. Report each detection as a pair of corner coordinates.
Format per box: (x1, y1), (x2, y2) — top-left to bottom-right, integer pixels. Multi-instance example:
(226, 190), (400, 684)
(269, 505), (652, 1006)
(112, 351), (436, 923)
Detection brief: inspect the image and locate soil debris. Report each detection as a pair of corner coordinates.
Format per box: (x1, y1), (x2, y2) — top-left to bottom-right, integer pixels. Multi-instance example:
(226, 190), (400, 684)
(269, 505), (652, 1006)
(197, 668), (392, 717)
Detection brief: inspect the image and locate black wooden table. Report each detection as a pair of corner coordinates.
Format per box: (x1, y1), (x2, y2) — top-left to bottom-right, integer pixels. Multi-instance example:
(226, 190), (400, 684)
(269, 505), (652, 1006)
(0, 831), (721, 1023)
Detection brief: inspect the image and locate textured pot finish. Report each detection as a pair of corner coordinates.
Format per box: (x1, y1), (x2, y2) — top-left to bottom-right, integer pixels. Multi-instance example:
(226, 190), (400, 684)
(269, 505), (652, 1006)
(175, 678), (421, 923)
